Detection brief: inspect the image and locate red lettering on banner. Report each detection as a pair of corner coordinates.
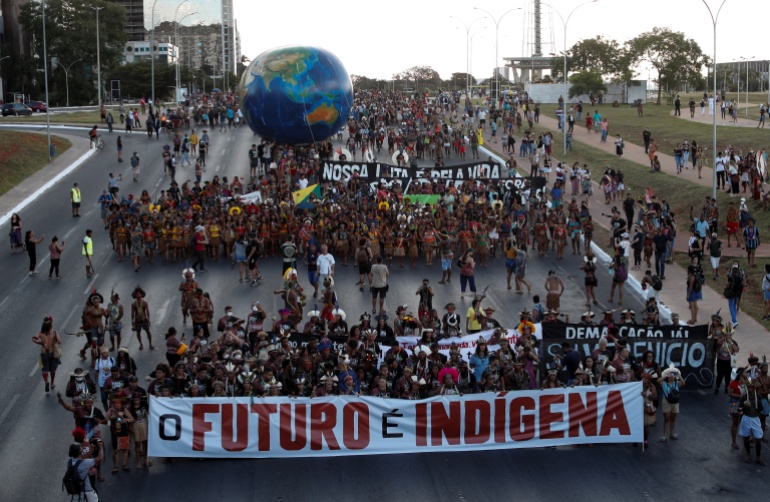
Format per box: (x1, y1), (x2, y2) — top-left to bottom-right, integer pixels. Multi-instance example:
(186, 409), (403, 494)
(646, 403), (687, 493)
(430, 402), (461, 445)
(310, 403), (340, 450)
(415, 403), (427, 446)
(279, 404), (307, 451)
(599, 391), (632, 436)
(539, 394), (565, 439)
(250, 404), (277, 451)
(221, 404), (249, 451)
(192, 404), (219, 451)
(464, 400), (491, 445)
(568, 392), (598, 437)
(494, 397), (507, 443)
(342, 403), (370, 450)
(509, 397), (535, 441)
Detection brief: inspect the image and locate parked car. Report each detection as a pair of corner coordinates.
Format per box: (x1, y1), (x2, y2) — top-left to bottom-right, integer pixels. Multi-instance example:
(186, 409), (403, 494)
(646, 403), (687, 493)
(26, 100), (47, 113)
(1, 103), (33, 117)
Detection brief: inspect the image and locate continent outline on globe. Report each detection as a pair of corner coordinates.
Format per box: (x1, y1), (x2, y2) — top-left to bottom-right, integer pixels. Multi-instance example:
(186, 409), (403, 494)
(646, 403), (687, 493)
(239, 45), (354, 144)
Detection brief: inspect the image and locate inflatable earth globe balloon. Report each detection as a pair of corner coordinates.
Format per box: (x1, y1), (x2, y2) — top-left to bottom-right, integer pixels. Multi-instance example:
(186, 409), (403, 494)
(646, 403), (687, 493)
(239, 46), (353, 145)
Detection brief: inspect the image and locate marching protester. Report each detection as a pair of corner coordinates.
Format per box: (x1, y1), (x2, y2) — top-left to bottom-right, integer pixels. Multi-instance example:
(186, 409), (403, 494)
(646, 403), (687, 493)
(48, 88), (770, 482)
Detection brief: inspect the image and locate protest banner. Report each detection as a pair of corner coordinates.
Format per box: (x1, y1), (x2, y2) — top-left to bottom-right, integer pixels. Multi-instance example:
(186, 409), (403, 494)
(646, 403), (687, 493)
(283, 328), (542, 366)
(539, 323), (713, 387)
(320, 160), (546, 193)
(148, 383), (642, 458)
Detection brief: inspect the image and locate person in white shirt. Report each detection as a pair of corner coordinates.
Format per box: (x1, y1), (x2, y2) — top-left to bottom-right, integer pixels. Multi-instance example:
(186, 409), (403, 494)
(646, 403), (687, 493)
(316, 245), (336, 287)
(618, 232), (631, 265)
(715, 153), (726, 190)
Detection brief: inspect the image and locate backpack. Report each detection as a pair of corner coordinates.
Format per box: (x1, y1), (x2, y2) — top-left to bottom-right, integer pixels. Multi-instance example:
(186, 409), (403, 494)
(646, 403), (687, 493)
(62, 459), (84, 496)
(692, 272), (703, 293)
(666, 383), (680, 404)
(652, 275), (663, 291)
(130, 155), (138, 168)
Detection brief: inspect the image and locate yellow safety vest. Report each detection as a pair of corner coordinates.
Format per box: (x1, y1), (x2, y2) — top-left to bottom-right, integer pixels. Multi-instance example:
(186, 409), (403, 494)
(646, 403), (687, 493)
(71, 188), (81, 203)
(82, 236), (93, 256)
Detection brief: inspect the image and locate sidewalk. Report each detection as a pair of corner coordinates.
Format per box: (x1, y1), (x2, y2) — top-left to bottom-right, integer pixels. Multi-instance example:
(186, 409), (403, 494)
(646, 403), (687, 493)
(534, 113), (770, 259)
(670, 108), (761, 128)
(478, 122), (768, 362)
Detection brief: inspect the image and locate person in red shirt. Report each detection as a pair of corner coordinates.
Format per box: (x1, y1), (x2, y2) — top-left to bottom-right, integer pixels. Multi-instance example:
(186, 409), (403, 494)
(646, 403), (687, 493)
(728, 368), (746, 450)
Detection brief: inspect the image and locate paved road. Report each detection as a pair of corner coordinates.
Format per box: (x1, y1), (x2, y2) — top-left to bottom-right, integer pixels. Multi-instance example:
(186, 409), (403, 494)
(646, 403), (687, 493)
(0, 122), (754, 501)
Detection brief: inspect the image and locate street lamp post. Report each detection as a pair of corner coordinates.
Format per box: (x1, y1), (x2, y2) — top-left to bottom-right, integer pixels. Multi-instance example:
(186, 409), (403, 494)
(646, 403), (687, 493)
(473, 6), (522, 103)
(175, 11), (198, 103)
(450, 16), (486, 98)
(740, 56), (753, 117)
(469, 32), (485, 92)
(62, 58), (83, 107)
(90, 6), (103, 108)
(541, 0), (598, 155)
(701, 0), (728, 201)
(0, 55), (10, 100)
(41, 1), (52, 160)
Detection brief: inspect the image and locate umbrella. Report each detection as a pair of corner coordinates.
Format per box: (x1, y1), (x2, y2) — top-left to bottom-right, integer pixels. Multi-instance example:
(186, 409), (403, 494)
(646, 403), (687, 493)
(211, 88), (222, 93)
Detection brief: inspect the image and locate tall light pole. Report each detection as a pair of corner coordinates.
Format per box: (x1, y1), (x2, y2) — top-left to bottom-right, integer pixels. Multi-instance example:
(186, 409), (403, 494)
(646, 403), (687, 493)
(221, 0), (228, 91)
(90, 6), (103, 108)
(702, 0), (727, 201)
(0, 55), (10, 101)
(450, 16), (486, 98)
(175, 11), (197, 102)
(469, 32), (485, 92)
(740, 56), (753, 116)
(542, 0), (598, 155)
(61, 58), (82, 107)
(473, 7), (521, 102)
(41, 1), (52, 160)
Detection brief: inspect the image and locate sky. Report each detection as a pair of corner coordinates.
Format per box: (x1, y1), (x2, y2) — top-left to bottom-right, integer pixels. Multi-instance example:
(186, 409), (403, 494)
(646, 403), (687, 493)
(232, 0), (765, 82)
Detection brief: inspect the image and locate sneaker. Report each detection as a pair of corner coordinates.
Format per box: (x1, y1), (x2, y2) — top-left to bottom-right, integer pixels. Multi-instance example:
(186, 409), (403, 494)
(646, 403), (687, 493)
(733, 322), (739, 328)
(670, 434), (679, 440)
(659, 436), (667, 442)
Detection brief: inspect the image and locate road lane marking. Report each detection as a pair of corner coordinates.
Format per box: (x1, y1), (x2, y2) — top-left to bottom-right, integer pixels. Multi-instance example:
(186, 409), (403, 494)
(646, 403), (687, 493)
(0, 297), (8, 309)
(0, 394), (20, 428)
(83, 274), (99, 294)
(29, 362), (39, 378)
(156, 298), (172, 324)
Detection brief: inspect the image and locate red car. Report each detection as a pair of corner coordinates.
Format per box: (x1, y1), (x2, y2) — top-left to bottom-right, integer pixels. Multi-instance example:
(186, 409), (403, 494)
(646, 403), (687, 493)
(27, 100), (47, 113)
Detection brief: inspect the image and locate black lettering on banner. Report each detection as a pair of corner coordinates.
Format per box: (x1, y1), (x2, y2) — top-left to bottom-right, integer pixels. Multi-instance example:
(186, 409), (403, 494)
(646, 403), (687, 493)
(382, 409), (404, 439)
(159, 414), (182, 441)
(540, 323), (713, 387)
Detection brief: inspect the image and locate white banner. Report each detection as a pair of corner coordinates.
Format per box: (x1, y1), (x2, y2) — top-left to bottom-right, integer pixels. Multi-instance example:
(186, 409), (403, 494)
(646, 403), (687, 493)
(382, 327), (543, 364)
(149, 383), (643, 458)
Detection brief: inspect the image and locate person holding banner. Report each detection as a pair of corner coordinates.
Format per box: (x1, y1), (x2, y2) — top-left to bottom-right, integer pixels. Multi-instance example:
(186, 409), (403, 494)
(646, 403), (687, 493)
(642, 374), (659, 448)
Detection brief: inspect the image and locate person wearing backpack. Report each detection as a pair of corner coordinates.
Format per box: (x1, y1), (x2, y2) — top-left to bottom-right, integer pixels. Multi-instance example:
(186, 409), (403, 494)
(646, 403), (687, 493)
(64, 441), (102, 501)
(725, 262), (745, 327)
(658, 365), (685, 442)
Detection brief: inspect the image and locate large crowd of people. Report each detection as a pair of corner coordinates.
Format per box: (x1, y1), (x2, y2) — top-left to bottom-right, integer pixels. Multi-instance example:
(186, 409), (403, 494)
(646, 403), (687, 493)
(37, 88), (770, 499)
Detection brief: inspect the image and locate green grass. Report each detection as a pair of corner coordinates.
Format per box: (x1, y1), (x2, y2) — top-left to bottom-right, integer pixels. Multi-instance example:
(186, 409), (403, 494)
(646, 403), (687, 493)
(0, 131), (71, 195)
(537, 103), (769, 156)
